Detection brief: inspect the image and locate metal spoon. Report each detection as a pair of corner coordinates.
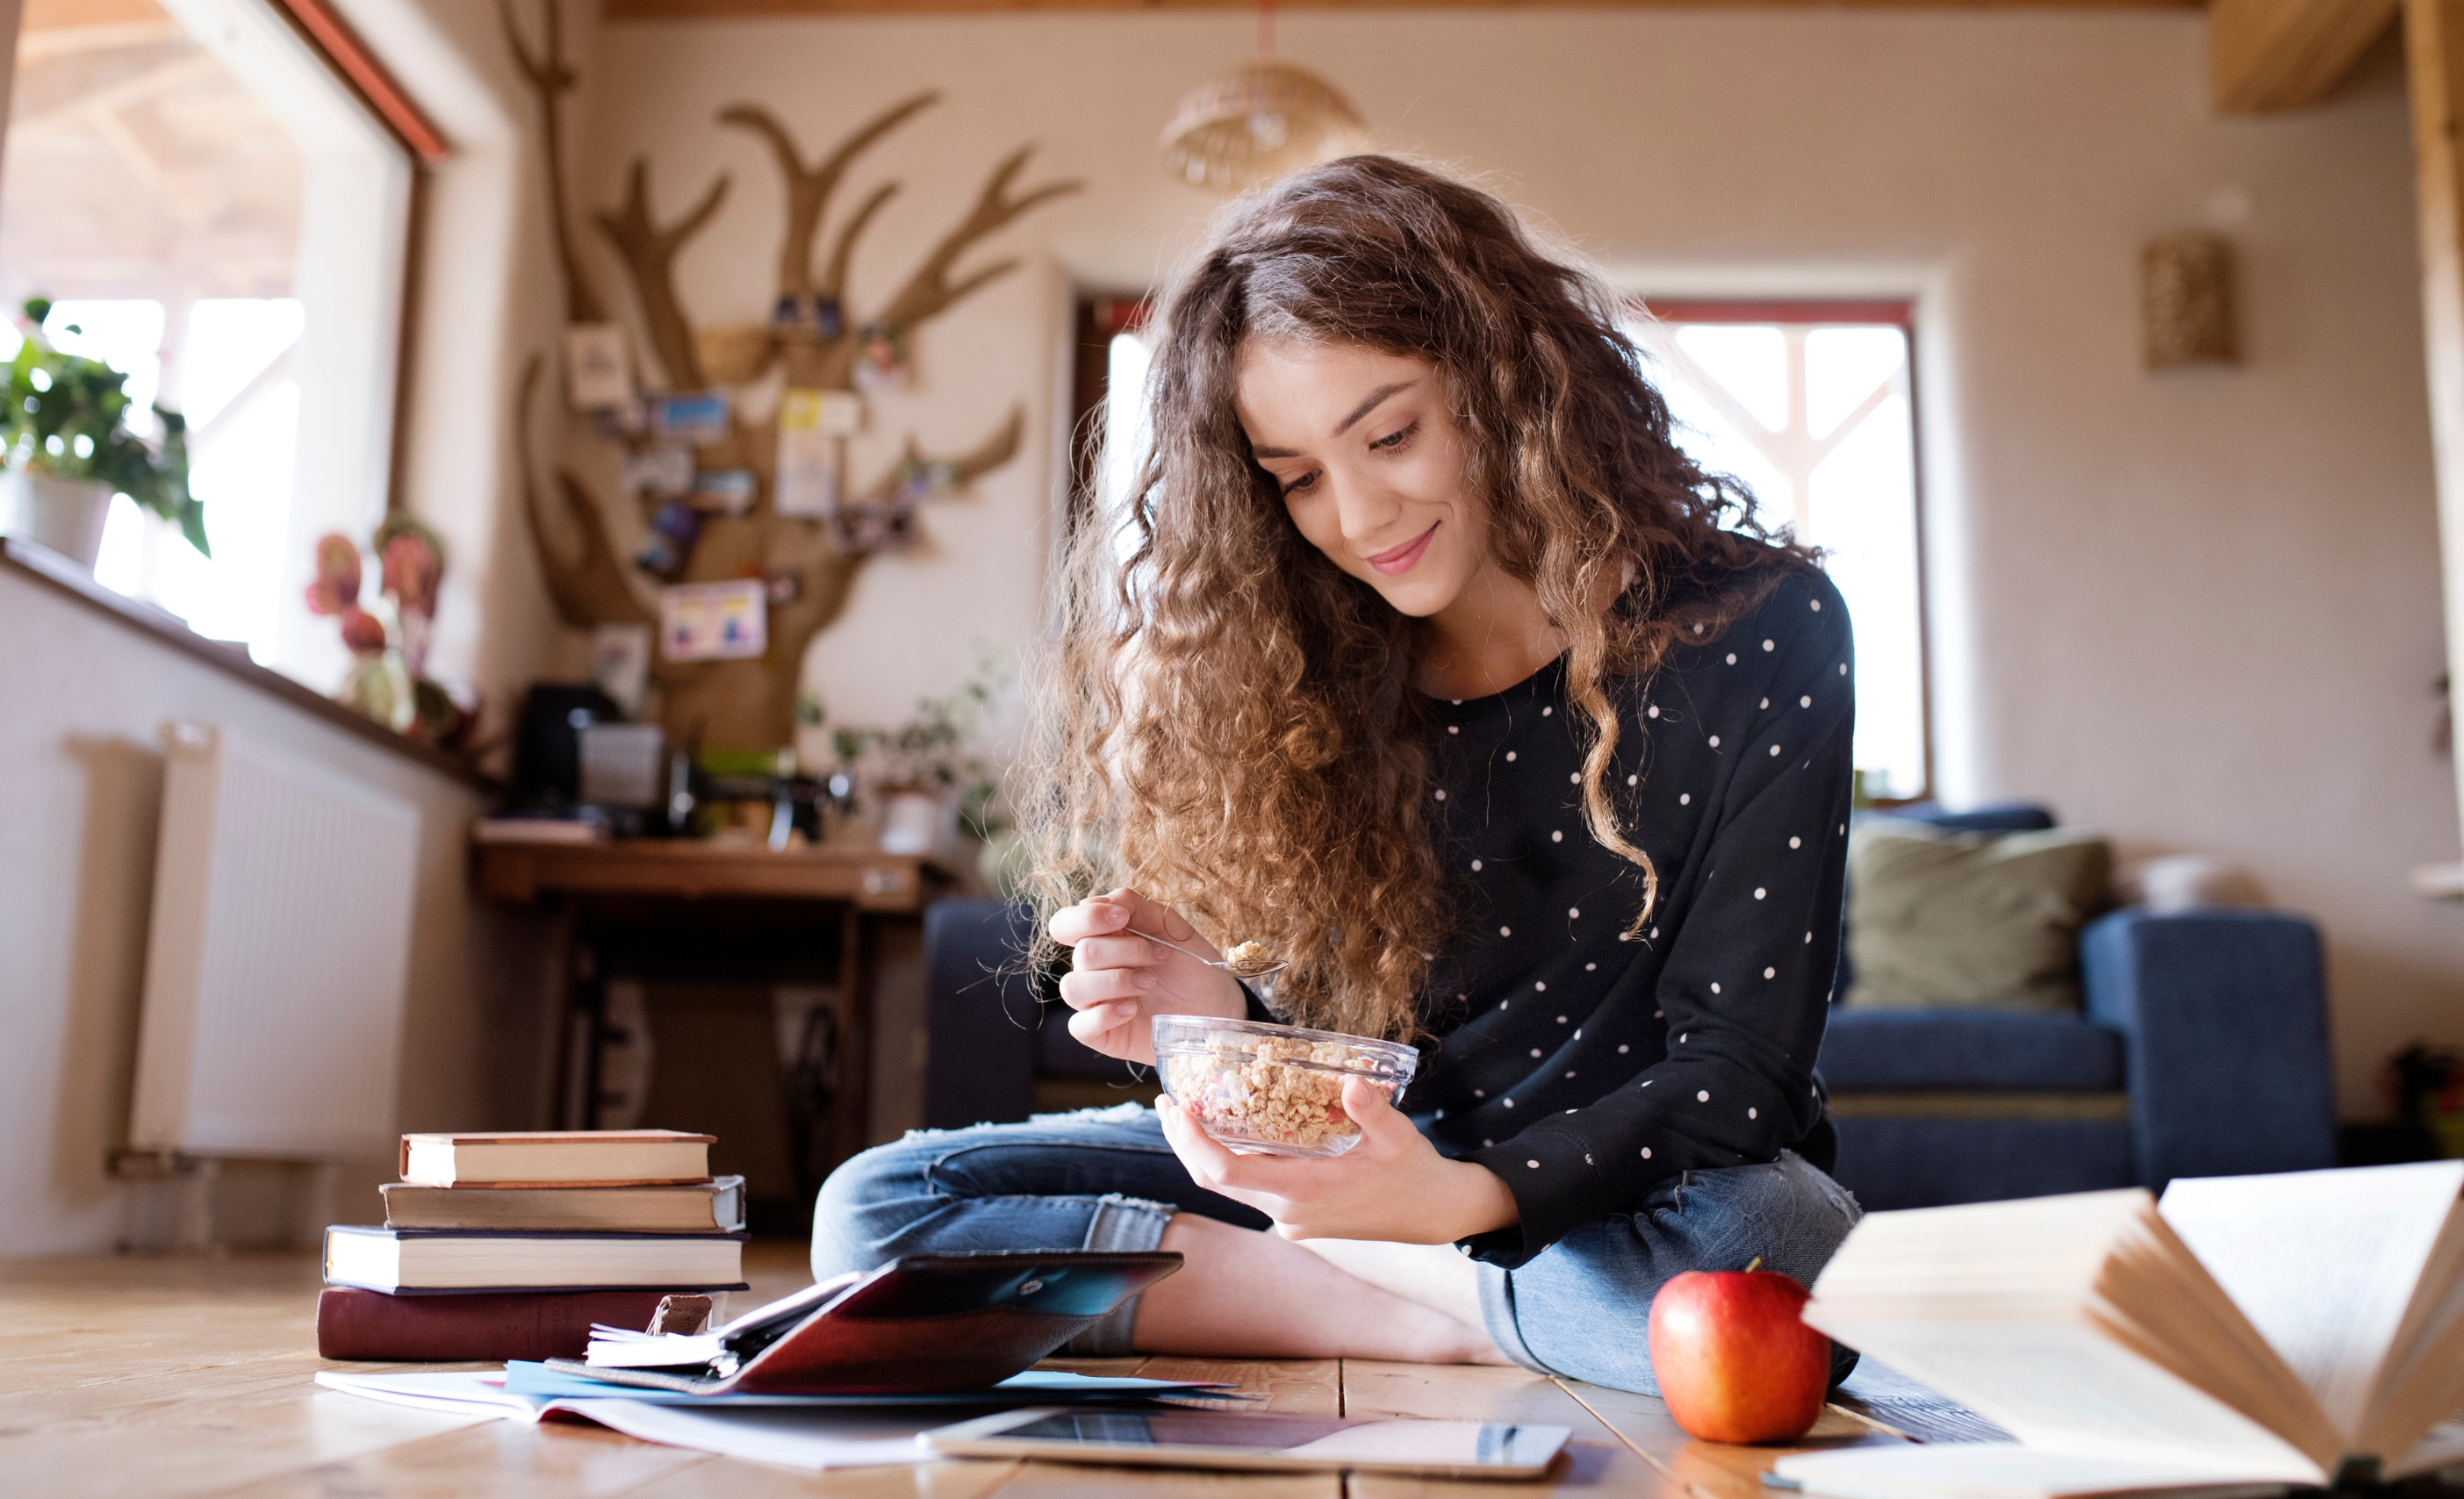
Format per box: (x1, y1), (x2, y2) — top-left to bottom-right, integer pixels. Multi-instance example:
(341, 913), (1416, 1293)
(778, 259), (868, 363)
(1125, 928), (1291, 978)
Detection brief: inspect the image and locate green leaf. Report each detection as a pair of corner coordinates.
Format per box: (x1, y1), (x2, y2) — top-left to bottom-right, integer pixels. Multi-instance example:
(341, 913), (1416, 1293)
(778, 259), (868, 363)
(178, 498), (211, 558)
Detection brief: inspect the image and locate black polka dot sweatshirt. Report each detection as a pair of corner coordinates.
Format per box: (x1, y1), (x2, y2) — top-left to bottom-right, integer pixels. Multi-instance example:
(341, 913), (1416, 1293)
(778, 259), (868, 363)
(1412, 564), (1856, 1269)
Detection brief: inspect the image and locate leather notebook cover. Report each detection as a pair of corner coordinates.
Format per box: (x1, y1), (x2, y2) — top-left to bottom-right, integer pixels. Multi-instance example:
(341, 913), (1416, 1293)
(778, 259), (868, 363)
(317, 1287), (674, 1361)
(549, 1251), (1182, 1395)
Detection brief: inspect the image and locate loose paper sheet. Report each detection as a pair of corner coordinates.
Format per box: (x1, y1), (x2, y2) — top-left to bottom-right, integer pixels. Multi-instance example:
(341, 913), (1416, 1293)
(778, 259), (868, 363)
(552, 1401), (932, 1470)
(774, 389), (858, 519)
(564, 325), (631, 410)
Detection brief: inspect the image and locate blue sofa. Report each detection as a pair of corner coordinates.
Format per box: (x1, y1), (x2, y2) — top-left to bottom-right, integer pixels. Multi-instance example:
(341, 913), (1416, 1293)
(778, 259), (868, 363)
(919, 810), (2339, 1209)
(1819, 802), (2336, 1207)
(921, 898), (1143, 1130)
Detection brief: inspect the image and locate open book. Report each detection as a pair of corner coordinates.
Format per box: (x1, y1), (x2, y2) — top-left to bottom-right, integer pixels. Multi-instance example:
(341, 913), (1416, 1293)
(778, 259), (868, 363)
(1778, 1161), (2464, 1499)
(583, 1267), (866, 1372)
(542, 1251), (1187, 1395)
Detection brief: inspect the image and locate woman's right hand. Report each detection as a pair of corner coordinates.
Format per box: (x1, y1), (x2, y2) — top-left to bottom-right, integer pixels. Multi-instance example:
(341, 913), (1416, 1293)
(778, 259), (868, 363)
(1047, 887), (1247, 1065)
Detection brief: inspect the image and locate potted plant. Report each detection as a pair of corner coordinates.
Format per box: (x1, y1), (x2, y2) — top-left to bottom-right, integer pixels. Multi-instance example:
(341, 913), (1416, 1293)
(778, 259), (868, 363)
(0, 297), (203, 569)
(830, 659), (1013, 859)
(303, 520), (474, 745)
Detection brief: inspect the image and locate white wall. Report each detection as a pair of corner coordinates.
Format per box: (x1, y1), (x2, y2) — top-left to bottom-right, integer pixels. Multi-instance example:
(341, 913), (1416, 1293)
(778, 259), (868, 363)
(577, 8), (2460, 1116)
(0, 568), (557, 1254)
(327, 0), (606, 746)
(0, 0), (574, 1254)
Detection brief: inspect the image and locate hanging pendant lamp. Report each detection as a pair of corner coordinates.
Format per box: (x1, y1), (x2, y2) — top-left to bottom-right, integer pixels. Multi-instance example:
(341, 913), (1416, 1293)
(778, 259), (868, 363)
(1160, 0), (1367, 195)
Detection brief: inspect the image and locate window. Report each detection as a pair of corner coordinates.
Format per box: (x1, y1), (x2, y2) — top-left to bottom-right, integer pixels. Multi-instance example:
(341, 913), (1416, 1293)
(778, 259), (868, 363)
(1, 0), (429, 687)
(1079, 293), (1931, 801)
(1098, 319), (1155, 534)
(1070, 296), (1153, 544)
(1627, 301), (1930, 802)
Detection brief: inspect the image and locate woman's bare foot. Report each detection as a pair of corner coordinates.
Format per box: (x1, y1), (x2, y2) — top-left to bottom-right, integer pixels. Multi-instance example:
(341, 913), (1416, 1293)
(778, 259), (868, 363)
(1131, 1213), (1508, 1363)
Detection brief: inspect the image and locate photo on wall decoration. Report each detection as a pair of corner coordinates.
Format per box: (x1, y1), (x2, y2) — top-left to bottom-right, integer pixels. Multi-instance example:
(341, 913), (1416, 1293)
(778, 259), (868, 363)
(564, 324), (633, 409)
(662, 578), (769, 663)
(622, 445), (694, 498)
(655, 391), (732, 445)
(773, 388), (858, 519)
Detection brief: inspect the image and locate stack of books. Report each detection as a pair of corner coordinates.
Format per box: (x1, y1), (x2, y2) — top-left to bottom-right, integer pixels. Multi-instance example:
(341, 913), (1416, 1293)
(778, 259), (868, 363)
(318, 1130), (749, 1362)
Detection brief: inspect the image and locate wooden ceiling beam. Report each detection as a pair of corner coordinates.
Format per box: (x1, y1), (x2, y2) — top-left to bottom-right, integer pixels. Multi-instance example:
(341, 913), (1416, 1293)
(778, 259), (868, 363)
(2210, 0), (2399, 111)
(2403, 0), (2464, 870)
(608, 0), (2198, 21)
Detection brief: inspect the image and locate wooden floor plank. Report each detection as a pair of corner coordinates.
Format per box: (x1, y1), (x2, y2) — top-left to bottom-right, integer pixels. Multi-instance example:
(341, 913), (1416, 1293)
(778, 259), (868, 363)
(624, 1455), (1025, 1498)
(1339, 1361), (1622, 1441)
(1556, 1379), (1906, 1499)
(202, 1417), (716, 1499)
(1339, 1360), (1673, 1499)
(5, 1252), (1850, 1499)
(1137, 1357), (1341, 1416)
(1348, 1439), (1655, 1499)
(0, 1253), (514, 1499)
(0, 1368), (493, 1499)
(992, 1461), (1341, 1498)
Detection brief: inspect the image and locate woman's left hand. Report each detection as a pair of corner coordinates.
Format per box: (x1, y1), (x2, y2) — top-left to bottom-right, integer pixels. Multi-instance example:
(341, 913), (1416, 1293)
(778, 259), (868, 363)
(1157, 1077), (1521, 1244)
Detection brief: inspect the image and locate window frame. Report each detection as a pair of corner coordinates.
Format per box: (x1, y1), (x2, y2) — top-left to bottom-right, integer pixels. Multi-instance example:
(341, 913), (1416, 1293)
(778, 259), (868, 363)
(1634, 297), (1936, 808)
(1067, 292), (1152, 539)
(1067, 290), (1936, 807)
(0, 0), (447, 525)
(256, 0), (448, 518)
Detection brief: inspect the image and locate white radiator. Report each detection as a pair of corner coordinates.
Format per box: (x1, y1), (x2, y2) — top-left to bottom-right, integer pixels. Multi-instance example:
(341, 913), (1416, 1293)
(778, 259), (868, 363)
(127, 721), (420, 1160)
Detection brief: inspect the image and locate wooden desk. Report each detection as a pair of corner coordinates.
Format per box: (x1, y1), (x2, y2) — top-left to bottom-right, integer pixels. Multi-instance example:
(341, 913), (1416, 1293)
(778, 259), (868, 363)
(473, 840), (952, 1183)
(475, 840), (938, 910)
(0, 1244), (1914, 1499)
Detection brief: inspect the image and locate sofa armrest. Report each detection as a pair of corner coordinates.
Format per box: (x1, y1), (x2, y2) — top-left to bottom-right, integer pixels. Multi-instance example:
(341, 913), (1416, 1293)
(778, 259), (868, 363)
(921, 898), (1043, 1130)
(2080, 908), (2337, 1191)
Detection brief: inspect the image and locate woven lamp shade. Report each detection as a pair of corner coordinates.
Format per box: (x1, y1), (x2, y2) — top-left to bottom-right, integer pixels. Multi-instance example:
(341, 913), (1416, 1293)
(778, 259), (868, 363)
(1160, 61), (1368, 194)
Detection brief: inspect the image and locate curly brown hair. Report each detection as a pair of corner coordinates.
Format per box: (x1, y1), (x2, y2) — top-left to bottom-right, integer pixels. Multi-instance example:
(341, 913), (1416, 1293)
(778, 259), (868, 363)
(1022, 155), (1807, 1041)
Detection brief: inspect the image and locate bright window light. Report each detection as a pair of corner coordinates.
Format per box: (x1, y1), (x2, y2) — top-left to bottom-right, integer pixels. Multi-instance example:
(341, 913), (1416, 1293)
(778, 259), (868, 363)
(3, 0), (411, 684)
(1101, 327), (1155, 548)
(1630, 308), (1929, 801)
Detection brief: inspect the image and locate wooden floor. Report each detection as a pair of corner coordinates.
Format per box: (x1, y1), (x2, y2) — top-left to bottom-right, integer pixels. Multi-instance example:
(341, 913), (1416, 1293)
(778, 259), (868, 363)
(2, 1242), (1910, 1498)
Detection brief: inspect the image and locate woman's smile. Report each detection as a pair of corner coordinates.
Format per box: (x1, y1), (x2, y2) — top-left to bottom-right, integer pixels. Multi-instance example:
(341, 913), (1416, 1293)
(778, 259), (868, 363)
(1367, 522), (1440, 576)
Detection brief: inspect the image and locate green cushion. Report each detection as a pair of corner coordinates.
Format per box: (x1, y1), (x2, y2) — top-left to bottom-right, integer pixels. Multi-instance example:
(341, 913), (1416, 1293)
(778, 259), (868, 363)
(1844, 821), (2113, 1013)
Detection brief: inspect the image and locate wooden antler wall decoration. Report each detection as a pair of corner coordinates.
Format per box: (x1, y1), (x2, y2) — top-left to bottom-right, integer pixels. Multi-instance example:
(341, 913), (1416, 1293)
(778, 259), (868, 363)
(502, 0), (1081, 750)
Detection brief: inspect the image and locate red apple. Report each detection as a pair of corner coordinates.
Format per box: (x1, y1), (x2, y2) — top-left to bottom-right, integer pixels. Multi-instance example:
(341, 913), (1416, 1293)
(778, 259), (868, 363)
(1647, 1266), (1831, 1444)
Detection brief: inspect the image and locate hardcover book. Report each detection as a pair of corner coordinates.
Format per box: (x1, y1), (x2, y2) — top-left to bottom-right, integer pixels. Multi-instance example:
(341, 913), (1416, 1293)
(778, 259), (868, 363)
(379, 1176), (744, 1232)
(396, 1130), (714, 1187)
(324, 1226), (748, 1294)
(1778, 1162), (2464, 1499)
(316, 1287), (678, 1361)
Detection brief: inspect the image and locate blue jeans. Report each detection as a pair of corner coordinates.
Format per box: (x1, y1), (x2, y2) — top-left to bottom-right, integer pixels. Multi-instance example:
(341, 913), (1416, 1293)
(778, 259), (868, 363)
(811, 1101), (1862, 1395)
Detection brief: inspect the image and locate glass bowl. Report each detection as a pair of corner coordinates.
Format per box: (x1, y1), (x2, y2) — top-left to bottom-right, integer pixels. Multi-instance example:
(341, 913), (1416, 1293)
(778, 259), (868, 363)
(1150, 1015), (1420, 1158)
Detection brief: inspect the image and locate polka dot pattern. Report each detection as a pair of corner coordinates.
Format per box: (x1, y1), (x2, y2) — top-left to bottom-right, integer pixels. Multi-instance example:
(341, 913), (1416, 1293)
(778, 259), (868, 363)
(1414, 570), (1853, 1269)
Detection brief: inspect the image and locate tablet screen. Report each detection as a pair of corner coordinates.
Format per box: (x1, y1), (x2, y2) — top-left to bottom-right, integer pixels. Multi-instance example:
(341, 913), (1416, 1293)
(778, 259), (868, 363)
(930, 1408), (1570, 1475)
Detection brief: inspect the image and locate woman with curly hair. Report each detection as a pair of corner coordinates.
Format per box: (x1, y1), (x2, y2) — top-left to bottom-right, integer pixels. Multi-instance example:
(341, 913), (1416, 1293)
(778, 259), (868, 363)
(814, 155), (1863, 1394)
